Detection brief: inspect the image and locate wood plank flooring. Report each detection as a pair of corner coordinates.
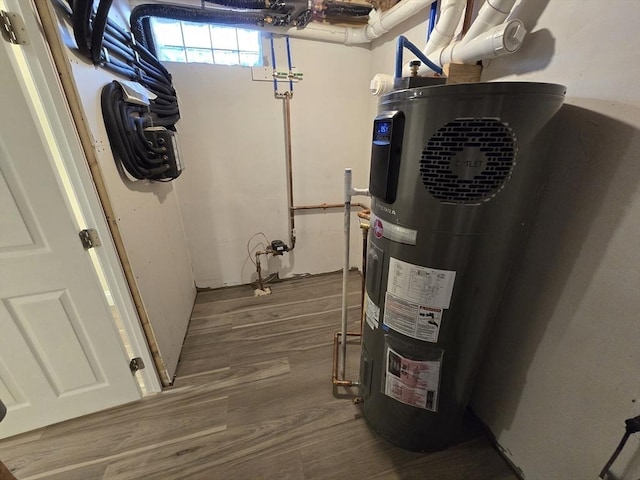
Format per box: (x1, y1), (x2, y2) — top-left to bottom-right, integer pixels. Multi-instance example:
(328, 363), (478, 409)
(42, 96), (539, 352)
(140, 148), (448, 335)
(0, 271), (517, 480)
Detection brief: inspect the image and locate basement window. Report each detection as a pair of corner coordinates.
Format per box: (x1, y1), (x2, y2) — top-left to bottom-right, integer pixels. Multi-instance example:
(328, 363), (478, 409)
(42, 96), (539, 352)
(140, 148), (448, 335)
(149, 18), (262, 67)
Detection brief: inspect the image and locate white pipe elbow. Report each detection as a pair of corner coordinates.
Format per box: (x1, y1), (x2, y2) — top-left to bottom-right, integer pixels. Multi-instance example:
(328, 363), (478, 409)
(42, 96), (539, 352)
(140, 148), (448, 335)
(370, 73), (395, 96)
(399, 0), (464, 77)
(423, 0), (466, 55)
(461, 0), (517, 44)
(441, 19), (526, 65)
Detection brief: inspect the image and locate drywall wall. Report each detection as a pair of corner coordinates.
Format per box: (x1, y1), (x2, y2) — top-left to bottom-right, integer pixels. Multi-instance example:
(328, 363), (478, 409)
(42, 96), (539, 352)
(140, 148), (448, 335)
(52, 1), (196, 380)
(470, 1), (640, 478)
(369, 1), (640, 479)
(168, 37), (373, 288)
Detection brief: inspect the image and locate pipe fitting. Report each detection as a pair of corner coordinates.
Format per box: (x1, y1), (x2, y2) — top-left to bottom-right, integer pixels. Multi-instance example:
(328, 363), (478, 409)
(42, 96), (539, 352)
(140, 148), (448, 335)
(423, 0), (466, 55)
(370, 73), (394, 96)
(459, 0), (517, 44)
(439, 19), (526, 66)
(344, 168), (352, 203)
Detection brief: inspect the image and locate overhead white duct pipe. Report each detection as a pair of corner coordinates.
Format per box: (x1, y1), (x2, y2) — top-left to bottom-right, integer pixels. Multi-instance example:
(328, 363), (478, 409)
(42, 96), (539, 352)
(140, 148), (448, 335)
(133, 0), (436, 45)
(266, 0), (437, 45)
(459, 0), (517, 44)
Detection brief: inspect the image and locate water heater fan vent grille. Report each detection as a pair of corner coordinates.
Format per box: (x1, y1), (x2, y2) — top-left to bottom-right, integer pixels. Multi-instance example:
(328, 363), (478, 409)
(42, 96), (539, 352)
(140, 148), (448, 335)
(420, 117), (517, 204)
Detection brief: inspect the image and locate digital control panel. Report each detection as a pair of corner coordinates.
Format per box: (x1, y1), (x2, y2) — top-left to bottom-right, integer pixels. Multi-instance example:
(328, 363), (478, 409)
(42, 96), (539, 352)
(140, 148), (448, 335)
(369, 111), (405, 204)
(374, 121), (392, 143)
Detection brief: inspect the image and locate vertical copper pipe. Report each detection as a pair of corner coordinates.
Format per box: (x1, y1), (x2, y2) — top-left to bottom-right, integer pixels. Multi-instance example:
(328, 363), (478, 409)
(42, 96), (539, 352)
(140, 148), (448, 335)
(332, 332), (360, 387)
(283, 93), (296, 250)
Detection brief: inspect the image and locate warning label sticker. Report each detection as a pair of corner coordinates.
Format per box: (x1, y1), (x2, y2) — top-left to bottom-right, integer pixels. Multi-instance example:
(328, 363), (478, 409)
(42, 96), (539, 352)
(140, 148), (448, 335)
(383, 292), (442, 342)
(384, 347), (441, 411)
(386, 257), (456, 309)
(365, 292), (380, 330)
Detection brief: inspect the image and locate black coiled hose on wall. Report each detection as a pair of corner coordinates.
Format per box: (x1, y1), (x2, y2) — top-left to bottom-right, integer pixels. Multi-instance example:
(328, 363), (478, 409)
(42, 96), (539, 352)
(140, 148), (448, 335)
(101, 82), (171, 180)
(69, 0), (181, 181)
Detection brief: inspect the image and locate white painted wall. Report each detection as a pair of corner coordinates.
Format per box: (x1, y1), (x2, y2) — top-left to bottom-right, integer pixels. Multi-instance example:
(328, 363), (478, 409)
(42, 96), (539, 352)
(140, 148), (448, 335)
(370, 1), (640, 479)
(168, 37), (373, 288)
(52, 1), (196, 379)
(366, 1), (640, 478)
(470, 1), (640, 479)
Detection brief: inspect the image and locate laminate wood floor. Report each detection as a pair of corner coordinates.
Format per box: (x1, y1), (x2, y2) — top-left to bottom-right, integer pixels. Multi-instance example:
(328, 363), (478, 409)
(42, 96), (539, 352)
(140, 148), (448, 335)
(0, 272), (517, 480)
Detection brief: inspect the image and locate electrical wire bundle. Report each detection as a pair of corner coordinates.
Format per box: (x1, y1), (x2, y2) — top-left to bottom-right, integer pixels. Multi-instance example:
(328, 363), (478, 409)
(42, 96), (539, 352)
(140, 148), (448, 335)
(68, 0), (181, 181)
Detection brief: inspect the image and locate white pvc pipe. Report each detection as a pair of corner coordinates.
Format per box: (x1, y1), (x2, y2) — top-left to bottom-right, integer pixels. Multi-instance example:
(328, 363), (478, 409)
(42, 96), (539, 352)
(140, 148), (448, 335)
(423, 0), (466, 55)
(397, 0), (464, 78)
(370, 73), (395, 96)
(396, 0), (521, 78)
(439, 19), (526, 64)
(459, 0), (517, 44)
(265, 0), (436, 45)
(405, 18), (525, 76)
(340, 169), (369, 380)
(341, 168), (352, 380)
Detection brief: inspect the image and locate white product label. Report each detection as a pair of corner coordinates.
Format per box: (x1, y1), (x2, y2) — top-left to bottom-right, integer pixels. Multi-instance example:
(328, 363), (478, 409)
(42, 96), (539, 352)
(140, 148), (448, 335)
(384, 292), (442, 342)
(365, 292), (380, 330)
(384, 347), (441, 411)
(387, 257), (456, 308)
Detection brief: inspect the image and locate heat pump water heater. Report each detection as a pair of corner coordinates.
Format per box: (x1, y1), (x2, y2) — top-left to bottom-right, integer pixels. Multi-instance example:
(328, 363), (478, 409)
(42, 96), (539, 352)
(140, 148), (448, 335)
(360, 82), (566, 451)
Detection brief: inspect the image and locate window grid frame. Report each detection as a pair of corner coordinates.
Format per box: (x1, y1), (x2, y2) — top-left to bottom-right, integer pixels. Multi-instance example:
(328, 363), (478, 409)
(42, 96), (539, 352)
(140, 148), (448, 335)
(151, 19), (262, 67)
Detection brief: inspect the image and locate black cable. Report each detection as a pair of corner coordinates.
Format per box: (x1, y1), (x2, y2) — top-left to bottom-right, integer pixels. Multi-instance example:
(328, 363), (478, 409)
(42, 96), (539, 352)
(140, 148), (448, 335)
(69, 0), (183, 181)
(101, 81), (173, 180)
(203, 0), (267, 8)
(91, 0), (113, 64)
(71, 0), (92, 56)
(599, 415), (640, 479)
(324, 1), (372, 18)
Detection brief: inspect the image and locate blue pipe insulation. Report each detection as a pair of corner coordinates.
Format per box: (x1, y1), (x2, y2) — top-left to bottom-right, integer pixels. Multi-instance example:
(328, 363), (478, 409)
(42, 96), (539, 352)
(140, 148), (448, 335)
(395, 35), (443, 78)
(427, 2), (438, 40)
(285, 35), (293, 93)
(269, 35), (278, 94)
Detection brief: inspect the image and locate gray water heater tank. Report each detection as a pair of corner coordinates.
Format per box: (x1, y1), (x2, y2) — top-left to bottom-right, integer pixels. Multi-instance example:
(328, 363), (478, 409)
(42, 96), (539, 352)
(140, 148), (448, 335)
(360, 81), (565, 451)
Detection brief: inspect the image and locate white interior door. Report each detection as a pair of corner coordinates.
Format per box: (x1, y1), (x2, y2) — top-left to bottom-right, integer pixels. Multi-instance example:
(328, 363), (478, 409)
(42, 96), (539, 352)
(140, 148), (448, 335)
(0, 27), (141, 439)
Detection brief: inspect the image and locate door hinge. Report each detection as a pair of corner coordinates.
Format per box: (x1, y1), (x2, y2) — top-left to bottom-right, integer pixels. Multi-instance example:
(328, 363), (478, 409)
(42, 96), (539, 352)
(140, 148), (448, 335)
(79, 228), (102, 250)
(129, 357), (145, 373)
(1, 11), (28, 45)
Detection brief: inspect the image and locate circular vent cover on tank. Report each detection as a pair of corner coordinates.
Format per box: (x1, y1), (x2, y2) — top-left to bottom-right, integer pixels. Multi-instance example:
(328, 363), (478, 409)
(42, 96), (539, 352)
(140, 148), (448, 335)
(420, 117), (517, 204)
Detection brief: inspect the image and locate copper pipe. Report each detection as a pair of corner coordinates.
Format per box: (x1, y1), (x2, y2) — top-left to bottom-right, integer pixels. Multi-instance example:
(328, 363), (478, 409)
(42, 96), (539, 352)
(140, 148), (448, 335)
(293, 202), (369, 211)
(357, 210), (371, 221)
(332, 221), (369, 388)
(283, 93), (296, 250)
(332, 332), (361, 387)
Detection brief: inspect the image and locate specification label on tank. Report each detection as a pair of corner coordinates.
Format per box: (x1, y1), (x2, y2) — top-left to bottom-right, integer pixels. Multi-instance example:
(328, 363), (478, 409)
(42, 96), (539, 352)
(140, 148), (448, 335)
(384, 292), (442, 342)
(365, 292), (380, 330)
(386, 258), (456, 308)
(384, 347), (441, 411)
